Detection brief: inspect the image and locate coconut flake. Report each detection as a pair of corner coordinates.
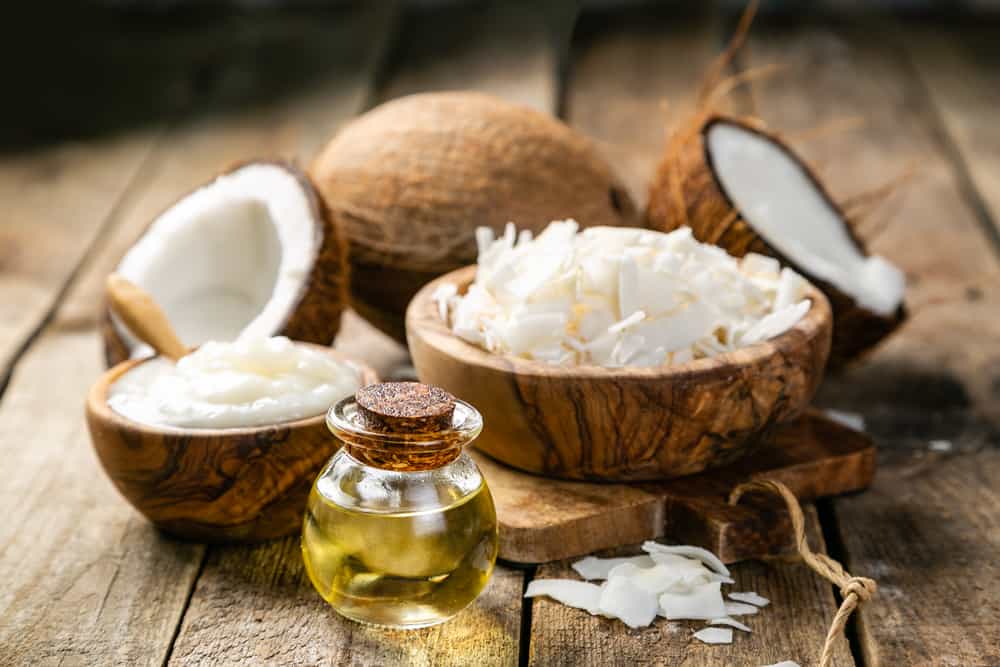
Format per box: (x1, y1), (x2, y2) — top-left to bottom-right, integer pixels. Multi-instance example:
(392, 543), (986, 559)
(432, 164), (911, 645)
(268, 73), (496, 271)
(443, 221), (811, 367)
(725, 601), (760, 616)
(709, 617), (752, 632)
(642, 541), (731, 577)
(729, 591), (770, 607)
(692, 627), (733, 645)
(659, 581), (728, 621)
(525, 579), (602, 615)
(598, 575), (659, 629)
(761, 662), (801, 667)
(824, 408), (866, 432)
(571, 555), (655, 581)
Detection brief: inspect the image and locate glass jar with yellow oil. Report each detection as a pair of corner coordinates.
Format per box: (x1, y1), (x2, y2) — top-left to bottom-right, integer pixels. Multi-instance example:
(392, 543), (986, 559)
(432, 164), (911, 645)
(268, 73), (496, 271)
(301, 382), (498, 629)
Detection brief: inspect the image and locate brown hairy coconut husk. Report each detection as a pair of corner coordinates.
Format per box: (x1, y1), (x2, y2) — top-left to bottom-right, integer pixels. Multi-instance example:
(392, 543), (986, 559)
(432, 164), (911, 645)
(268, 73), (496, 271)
(646, 114), (906, 369)
(310, 91), (639, 343)
(643, 0), (907, 369)
(103, 161), (348, 366)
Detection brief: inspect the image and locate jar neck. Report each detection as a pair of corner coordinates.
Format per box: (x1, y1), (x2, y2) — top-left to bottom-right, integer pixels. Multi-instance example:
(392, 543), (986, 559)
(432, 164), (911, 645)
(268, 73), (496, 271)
(327, 397), (483, 472)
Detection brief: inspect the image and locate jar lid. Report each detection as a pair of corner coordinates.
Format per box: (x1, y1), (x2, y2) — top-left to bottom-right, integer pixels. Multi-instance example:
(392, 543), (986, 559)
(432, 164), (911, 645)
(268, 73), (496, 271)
(327, 382), (483, 471)
(355, 382), (456, 433)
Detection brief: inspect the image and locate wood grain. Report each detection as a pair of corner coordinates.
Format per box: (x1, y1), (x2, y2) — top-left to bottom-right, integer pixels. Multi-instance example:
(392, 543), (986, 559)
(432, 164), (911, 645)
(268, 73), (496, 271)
(475, 410), (875, 564)
(409, 265), (832, 481)
(528, 511), (853, 667)
(0, 130), (159, 377)
(835, 448), (1000, 667)
(901, 25), (1000, 239)
(87, 349), (376, 542)
(565, 5), (724, 209)
(0, 6), (394, 664)
(168, 536), (523, 666)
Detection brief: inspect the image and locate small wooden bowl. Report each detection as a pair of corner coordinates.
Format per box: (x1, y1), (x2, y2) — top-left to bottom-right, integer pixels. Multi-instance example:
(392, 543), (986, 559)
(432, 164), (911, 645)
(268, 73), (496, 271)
(86, 345), (377, 542)
(406, 266), (832, 481)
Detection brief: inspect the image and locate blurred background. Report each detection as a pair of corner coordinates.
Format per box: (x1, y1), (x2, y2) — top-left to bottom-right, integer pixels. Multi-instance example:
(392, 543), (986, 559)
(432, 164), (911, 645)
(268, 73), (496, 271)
(5, 0), (999, 149)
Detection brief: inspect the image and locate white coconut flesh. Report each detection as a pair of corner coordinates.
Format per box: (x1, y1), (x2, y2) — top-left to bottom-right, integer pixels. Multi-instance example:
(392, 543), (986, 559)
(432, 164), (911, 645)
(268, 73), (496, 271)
(706, 122), (905, 316)
(115, 164), (318, 358)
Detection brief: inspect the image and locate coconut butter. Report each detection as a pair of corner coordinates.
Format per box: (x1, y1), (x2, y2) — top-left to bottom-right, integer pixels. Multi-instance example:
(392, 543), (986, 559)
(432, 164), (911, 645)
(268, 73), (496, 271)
(108, 336), (360, 429)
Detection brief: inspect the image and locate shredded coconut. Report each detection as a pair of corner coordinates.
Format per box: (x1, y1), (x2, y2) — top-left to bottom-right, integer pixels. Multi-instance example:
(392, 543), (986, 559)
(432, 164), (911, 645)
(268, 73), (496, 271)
(436, 221), (812, 367)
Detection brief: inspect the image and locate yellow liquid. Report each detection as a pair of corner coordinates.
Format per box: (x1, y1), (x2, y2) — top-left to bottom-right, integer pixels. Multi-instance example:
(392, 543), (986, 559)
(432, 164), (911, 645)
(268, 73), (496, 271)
(301, 482), (498, 628)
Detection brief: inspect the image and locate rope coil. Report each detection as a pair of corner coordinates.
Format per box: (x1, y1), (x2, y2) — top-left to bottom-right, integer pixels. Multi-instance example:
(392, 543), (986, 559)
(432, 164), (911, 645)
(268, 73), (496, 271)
(729, 479), (877, 667)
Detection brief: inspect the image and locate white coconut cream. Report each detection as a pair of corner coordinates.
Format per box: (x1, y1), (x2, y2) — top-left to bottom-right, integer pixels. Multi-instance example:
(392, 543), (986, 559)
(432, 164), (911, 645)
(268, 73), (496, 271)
(108, 336), (360, 429)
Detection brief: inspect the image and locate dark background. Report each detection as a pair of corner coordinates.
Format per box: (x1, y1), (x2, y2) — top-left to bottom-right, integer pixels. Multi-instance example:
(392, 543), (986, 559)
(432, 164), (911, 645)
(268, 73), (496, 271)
(4, 0), (999, 150)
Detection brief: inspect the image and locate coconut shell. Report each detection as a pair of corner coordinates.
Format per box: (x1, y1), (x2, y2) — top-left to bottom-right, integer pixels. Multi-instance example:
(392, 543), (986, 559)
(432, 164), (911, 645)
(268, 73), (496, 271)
(102, 161), (348, 366)
(646, 115), (905, 369)
(309, 91), (639, 343)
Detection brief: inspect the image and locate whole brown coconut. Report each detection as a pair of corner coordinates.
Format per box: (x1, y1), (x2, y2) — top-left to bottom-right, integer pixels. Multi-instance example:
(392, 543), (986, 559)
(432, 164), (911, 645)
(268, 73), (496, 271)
(646, 114), (906, 369)
(310, 91), (639, 342)
(103, 161), (348, 366)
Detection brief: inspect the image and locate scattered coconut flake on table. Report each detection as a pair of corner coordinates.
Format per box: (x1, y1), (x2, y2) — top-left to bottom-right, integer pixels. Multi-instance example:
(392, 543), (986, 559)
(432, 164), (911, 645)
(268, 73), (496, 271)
(524, 579), (602, 615)
(823, 408), (866, 432)
(929, 439), (953, 452)
(572, 555), (654, 580)
(435, 221), (812, 367)
(692, 627), (733, 645)
(761, 662), (801, 667)
(598, 576), (660, 629)
(642, 540), (731, 577)
(659, 582), (728, 620)
(725, 601), (760, 616)
(524, 541), (774, 643)
(728, 591), (770, 607)
(709, 617), (752, 632)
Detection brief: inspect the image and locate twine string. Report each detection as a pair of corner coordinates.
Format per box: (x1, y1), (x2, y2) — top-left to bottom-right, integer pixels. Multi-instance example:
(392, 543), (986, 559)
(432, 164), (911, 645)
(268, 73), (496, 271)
(729, 479), (877, 667)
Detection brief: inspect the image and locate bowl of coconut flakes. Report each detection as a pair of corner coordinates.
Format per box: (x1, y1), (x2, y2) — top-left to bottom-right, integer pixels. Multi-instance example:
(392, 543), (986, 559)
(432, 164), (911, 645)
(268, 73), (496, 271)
(406, 220), (832, 480)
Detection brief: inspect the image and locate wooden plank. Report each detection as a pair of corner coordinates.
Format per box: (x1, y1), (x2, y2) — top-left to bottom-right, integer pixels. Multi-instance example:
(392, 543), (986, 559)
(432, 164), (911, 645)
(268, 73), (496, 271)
(565, 5), (723, 209)
(377, 1), (558, 111)
(835, 448), (1000, 666)
(0, 7), (394, 665)
(528, 510), (853, 667)
(740, 18), (1000, 667)
(477, 411), (875, 564)
(0, 131), (159, 378)
(168, 537), (523, 666)
(900, 24), (1000, 242)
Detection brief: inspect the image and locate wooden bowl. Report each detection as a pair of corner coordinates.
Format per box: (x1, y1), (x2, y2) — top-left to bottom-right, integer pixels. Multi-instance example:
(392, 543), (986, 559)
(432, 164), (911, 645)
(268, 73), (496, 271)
(86, 345), (377, 542)
(406, 266), (832, 481)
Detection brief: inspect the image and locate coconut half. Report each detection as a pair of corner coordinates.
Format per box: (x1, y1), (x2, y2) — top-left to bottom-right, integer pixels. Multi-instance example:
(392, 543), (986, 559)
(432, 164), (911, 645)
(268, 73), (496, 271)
(647, 116), (906, 368)
(103, 162), (347, 365)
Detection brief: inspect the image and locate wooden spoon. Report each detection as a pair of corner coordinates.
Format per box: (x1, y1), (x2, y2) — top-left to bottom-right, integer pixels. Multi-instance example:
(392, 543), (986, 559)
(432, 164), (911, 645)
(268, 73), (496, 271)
(105, 274), (187, 362)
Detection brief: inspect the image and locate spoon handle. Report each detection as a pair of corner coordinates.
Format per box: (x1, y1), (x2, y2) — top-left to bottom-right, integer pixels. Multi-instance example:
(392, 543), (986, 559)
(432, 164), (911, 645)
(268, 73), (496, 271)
(105, 274), (188, 362)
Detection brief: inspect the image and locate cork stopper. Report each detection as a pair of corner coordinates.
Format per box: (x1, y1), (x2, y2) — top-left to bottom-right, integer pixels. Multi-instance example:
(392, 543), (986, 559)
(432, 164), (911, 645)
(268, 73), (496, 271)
(336, 382), (469, 471)
(356, 382), (456, 434)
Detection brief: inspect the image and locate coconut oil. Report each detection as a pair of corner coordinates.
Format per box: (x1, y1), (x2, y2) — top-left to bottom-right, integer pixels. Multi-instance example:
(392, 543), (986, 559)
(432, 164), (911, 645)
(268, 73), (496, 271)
(302, 383), (498, 629)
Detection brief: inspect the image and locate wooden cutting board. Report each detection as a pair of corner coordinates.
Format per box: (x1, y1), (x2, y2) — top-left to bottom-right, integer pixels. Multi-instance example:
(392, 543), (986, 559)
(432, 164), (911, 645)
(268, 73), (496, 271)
(473, 409), (875, 564)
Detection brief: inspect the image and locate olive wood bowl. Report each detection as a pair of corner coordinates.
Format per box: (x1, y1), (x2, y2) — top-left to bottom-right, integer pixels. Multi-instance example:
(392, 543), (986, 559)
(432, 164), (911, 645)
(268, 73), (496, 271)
(406, 266), (832, 481)
(86, 345), (377, 542)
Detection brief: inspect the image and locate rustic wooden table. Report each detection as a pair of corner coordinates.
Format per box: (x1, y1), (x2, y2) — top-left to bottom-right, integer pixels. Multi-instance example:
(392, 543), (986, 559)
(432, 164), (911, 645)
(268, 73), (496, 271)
(2, 3), (998, 666)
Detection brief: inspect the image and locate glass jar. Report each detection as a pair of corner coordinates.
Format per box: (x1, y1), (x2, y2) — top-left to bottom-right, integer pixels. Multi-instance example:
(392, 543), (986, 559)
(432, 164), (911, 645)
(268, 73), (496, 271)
(301, 382), (498, 629)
